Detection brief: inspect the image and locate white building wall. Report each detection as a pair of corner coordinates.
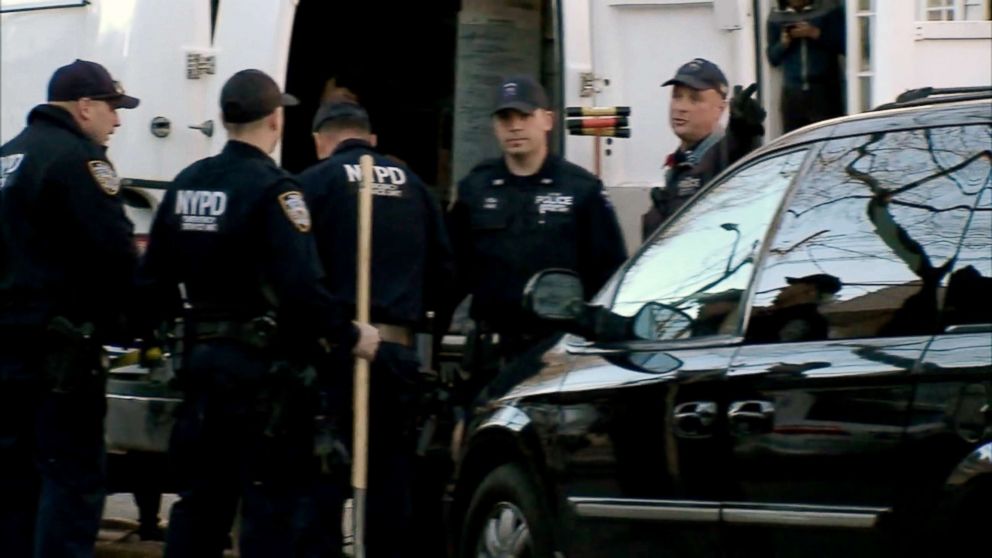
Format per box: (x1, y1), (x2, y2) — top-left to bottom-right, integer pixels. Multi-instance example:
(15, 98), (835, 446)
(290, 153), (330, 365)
(873, 0), (991, 106)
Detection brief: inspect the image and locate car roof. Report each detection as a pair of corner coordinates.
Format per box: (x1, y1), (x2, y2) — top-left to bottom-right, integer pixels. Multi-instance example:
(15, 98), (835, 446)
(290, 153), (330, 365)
(759, 98), (992, 154)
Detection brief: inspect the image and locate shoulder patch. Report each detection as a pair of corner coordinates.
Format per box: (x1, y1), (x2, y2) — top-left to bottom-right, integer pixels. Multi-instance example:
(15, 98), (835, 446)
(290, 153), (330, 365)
(278, 191), (311, 232)
(0, 153), (25, 189)
(88, 160), (120, 195)
(600, 188), (614, 209)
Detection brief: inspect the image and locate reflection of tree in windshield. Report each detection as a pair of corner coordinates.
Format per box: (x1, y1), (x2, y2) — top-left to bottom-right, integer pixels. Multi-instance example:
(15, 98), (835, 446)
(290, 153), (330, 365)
(757, 125), (991, 338)
(613, 151), (807, 318)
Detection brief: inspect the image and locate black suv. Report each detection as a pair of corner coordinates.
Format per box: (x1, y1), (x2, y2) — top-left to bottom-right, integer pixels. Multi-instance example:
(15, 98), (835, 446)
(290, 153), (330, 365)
(451, 93), (992, 558)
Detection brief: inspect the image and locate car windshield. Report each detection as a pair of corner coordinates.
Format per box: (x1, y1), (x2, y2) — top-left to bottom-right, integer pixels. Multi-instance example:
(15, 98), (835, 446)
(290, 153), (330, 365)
(608, 150), (808, 339)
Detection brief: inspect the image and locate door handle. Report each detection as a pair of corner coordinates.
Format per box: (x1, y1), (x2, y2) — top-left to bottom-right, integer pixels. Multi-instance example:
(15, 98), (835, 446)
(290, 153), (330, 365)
(673, 401), (718, 438)
(188, 120), (214, 137)
(728, 400), (774, 435)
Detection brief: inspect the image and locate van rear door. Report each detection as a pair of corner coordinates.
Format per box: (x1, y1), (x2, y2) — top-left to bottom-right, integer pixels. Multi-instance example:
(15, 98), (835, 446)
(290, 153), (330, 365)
(206, 0), (298, 158)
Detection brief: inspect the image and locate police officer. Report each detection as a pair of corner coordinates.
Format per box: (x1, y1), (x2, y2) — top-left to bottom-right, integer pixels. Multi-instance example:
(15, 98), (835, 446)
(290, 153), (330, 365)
(447, 76), (627, 402)
(298, 101), (455, 558)
(641, 58), (767, 240)
(138, 70), (379, 557)
(0, 59), (139, 558)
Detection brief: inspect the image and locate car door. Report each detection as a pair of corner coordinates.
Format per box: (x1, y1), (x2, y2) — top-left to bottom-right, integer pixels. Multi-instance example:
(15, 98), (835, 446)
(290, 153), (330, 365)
(723, 124), (991, 557)
(555, 149), (809, 557)
(903, 123), (991, 551)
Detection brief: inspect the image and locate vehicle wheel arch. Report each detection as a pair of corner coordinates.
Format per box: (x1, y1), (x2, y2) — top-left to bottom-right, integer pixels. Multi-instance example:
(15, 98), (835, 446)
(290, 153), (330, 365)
(451, 416), (558, 552)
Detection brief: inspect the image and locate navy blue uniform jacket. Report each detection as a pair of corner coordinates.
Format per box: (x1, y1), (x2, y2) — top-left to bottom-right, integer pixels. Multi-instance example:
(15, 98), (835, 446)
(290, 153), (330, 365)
(297, 139), (455, 328)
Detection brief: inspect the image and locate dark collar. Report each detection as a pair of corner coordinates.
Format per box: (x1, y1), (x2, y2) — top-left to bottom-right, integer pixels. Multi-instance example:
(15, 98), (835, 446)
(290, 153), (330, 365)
(28, 104), (96, 145)
(498, 153), (558, 184)
(222, 140), (273, 162)
(332, 138), (374, 157)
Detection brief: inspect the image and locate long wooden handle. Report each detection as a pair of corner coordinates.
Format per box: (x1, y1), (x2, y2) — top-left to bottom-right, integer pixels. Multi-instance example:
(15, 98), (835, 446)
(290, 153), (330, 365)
(352, 154), (375, 557)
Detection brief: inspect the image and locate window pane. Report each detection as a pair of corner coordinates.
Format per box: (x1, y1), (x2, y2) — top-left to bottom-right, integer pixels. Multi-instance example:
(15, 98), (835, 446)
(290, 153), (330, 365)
(858, 16), (872, 72)
(748, 126), (992, 343)
(610, 150), (807, 338)
(859, 76), (872, 112)
(964, 1), (987, 20)
(858, 0), (872, 12)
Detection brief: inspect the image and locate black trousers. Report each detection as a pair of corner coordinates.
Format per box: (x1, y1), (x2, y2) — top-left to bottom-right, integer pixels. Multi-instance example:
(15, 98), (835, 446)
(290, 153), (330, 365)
(0, 334), (106, 558)
(319, 342), (424, 558)
(781, 82), (844, 133)
(163, 340), (329, 558)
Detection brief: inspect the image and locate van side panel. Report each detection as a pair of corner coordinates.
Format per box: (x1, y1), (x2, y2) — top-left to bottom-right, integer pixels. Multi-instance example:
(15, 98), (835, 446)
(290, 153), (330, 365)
(1, 0), (213, 181)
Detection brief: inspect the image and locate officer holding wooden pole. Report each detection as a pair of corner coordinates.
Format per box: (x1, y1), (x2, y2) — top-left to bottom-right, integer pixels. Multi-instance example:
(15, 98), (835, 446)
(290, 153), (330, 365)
(299, 101), (455, 557)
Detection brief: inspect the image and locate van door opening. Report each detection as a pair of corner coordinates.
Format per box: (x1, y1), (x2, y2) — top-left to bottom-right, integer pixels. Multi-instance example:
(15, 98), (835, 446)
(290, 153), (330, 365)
(281, 1), (460, 188)
(282, 0), (560, 201)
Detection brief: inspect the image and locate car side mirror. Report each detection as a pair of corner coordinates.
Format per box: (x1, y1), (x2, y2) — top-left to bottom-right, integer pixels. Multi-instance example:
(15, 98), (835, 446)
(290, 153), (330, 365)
(523, 269), (585, 321)
(631, 302), (694, 341)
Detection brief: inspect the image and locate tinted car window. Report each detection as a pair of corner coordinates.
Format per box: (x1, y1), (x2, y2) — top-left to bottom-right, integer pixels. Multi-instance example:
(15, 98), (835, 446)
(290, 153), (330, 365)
(748, 125), (991, 343)
(609, 149), (807, 340)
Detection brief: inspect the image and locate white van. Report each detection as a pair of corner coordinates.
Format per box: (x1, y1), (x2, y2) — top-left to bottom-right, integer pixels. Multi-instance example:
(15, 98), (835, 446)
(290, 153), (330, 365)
(0, 0), (776, 251)
(4, 1), (991, 248)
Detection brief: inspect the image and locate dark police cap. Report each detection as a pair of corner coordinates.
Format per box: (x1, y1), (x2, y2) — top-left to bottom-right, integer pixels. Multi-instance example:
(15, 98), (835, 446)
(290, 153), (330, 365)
(786, 273), (842, 294)
(662, 58), (729, 97)
(311, 101), (371, 132)
(220, 69), (299, 124)
(492, 75), (549, 115)
(48, 59), (140, 109)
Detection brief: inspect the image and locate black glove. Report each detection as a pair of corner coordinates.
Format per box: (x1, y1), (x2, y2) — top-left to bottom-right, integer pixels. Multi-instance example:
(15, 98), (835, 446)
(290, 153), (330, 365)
(729, 83), (766, 137)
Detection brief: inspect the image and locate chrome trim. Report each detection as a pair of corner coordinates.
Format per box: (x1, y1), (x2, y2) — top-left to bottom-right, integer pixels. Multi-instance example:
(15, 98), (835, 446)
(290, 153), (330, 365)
(106, 394), (182, 403)
(566, 335), (745, 354)
(722, 504), (889, 529)
(569, 498), (890, 529)
(946, 442), (992, 487)
(569, 498), (719, 523)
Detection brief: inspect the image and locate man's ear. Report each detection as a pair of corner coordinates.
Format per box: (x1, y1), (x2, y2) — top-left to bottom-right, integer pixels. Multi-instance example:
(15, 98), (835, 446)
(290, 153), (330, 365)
(541, 109), (554, 132)
(75, 98), (93, 121)
(268, 110), (281, 132)
(370, 133), (378, 148)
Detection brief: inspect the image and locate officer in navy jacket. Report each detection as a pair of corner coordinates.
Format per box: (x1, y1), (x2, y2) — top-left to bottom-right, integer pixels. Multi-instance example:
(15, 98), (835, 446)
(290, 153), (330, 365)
(0, 59), (139, 558)
(447, 76), (628, 399)
(139, 69), (379, 557)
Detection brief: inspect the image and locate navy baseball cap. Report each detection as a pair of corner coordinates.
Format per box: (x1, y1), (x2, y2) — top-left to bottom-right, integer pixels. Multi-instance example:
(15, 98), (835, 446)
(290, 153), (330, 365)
(48, 59), (139, 109)
(662, 58), (729, 97)
(220, 69), (299, 124)
(312, 101), (371, 132)
(492, 76), (549, 115)
(786, 274), (842, 294)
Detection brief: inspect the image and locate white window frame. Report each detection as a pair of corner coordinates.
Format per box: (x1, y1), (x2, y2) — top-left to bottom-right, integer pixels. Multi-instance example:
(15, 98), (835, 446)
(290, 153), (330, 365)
(915, 0), (992, 40)
(848, 0), (875, 113)
(917, 0), (991, 22)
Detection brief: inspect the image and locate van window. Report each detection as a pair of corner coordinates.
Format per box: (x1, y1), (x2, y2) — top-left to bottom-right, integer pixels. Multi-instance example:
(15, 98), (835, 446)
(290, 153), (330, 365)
(748, 125), (992, 343)
(0, 1), (86, 13)
(609, 149), (807, 339)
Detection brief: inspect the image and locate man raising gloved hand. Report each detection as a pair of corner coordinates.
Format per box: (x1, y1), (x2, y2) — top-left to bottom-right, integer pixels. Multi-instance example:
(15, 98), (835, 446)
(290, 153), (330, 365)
(641, 58), (766, 240)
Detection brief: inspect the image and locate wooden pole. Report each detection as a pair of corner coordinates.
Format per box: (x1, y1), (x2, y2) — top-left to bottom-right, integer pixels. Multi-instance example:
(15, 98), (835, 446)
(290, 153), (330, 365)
(352, 154), (375, 558)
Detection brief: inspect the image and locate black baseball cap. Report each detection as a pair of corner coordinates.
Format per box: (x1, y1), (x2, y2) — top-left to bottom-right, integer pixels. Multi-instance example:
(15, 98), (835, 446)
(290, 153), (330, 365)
(220, 69), (299, 124)
(786, 274), (842, 294)
(492, 76), (549, 115)
(662, 58), (729, 97)
(311, 101), (371, 132)
(48, 59), (140, 109)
